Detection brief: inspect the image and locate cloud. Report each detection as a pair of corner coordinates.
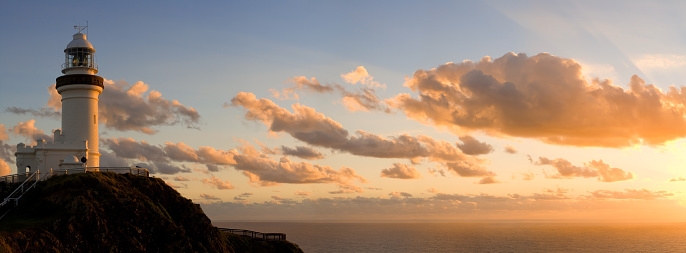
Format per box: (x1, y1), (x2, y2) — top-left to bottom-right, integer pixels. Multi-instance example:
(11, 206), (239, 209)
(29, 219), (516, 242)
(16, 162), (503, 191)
(477, 176), (499, 184)
(0, 160), (10, 176)
(589, 189), (673, 200)
(0, 125), (7, 141)
(504, 145), (517, 154)
(587, 160), (635, 182)
(0, 141), (14, 164)
(234, 192), (253, 201)
(270, 76), (339, 100)
(380, 163), (422, 179)
(280, 145), (325, 160)
(536, 157), (633, 182)
(456, 135), (494, 155)
(389, 192), (413, 198)
(10, 120), (52, 144)
(5, 107), (60, 119)
(202, 176), (235, 190)
(341, 88), (391, 113)
(101, 138), (191, 174)
(102, 137), (366, 190)
(200, 193), (221, 201)
(230, 92), (493, 178)
(341, 66), (385, 89)
(669, 177), (686, 182)
(294, 191), (311, 196)
(174, 176), (190, 181)
(633, 54), (686, 70)
(391, 52), (686, 147)
(47, 80), (200, 134)
(231, 151), (366, 188)
(98, 149), (130, 167)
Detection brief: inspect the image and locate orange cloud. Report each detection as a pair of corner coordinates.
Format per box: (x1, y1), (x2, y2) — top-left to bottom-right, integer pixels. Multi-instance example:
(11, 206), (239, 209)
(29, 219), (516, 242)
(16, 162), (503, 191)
(200, 193), (221, 201)
(0, 159), (10, 176)
(230, 93), (493, 178)
(341, 66), (385, 89)
(10, 120), (51, 144)
(589, 188), (673, 200)
(380, 163), (422, 179)
(202, 176), (235, 190)
(536, 157), (634, 182)
(280, 145), (324, 160)
(45, 80), (200, 135)
(391, 52), (686, 147)
(0, 124), (7, 141)
(456, 135), (494, 155)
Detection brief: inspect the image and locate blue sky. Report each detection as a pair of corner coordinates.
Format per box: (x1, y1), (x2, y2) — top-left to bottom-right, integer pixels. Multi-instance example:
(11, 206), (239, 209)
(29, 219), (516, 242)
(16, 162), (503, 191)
(4, 1), (686, 221)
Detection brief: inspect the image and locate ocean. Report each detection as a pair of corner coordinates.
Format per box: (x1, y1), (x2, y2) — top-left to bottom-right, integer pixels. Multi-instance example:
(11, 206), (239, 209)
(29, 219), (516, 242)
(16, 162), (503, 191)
(213, 221), (686, 252)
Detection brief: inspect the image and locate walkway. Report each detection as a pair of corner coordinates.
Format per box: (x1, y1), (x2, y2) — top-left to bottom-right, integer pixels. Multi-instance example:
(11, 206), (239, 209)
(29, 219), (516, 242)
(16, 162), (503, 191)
(218, 228), (287, 241)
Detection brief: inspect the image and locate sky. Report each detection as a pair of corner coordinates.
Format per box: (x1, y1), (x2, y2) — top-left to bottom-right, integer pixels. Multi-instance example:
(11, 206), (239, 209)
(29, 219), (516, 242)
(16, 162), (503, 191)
(3, 1), (686, 221)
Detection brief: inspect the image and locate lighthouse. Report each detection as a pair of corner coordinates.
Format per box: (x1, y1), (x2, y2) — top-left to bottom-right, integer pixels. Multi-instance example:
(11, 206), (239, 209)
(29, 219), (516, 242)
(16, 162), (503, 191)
(15, 26), (103, 174)
(56, 27), (103, 167)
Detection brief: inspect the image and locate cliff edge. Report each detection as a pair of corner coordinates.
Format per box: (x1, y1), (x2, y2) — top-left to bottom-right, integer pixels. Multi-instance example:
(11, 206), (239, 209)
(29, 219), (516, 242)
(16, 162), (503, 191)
(0, 172), (302, 253)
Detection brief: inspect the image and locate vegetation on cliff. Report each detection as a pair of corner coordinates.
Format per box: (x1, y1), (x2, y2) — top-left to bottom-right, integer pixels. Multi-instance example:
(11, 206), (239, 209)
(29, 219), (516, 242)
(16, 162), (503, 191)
(0, 172), (302, 253)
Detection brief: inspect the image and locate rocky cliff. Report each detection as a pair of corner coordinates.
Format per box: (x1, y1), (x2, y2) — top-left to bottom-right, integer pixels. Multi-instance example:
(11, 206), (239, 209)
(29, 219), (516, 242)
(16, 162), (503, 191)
(0, 172), (302, 253)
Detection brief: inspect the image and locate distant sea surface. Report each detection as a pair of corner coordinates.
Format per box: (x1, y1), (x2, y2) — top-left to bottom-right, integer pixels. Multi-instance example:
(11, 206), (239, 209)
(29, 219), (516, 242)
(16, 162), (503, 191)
(213, 221), (686, 252)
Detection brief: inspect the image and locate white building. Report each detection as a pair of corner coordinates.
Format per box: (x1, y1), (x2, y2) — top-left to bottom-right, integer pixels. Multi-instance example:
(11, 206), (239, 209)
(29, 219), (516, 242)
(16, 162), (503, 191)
(14, 28), (104, 176)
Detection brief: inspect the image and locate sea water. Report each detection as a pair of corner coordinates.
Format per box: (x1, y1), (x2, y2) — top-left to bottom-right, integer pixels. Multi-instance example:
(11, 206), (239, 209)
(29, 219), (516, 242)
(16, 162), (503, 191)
(213, 221), (686, 252)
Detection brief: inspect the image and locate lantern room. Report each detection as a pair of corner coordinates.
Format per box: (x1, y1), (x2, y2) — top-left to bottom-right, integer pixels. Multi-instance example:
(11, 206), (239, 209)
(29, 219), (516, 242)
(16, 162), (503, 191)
(62, 32), (98, 75)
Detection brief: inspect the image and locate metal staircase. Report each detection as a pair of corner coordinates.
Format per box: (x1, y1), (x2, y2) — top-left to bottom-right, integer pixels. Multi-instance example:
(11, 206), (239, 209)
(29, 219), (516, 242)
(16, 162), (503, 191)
(0, 171), (40, 221)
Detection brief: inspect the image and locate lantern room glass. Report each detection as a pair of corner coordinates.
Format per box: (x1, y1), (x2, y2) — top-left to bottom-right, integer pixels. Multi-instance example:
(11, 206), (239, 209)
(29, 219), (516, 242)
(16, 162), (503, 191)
(63, 48), (97, 70)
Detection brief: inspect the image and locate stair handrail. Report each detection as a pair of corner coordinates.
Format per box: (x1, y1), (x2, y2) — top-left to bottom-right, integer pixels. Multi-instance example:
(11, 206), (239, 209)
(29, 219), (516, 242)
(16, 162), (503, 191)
(0, 170), (40, 208)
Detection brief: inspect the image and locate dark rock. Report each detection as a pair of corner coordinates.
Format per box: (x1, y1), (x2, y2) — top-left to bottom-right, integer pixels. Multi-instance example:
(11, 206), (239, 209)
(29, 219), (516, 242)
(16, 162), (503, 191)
(0, 172), (303, 253)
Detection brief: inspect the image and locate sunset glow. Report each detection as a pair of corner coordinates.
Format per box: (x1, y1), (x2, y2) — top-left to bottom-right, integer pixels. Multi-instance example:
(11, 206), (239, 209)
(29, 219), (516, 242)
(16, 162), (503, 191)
(3, 1), (686, 222)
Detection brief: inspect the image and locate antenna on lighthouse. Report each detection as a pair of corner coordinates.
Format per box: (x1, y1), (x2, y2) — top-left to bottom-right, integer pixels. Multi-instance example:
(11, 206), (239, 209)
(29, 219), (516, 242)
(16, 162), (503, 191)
(74, 21), (88, 34)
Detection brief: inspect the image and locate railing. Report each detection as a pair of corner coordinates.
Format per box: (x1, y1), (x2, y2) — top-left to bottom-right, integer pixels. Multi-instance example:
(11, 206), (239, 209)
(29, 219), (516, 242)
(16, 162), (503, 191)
(0, 170), (40, 220)
(47, 167), (149, 179)
(218, 228), (287, 241)
(0, 172), (35, 184)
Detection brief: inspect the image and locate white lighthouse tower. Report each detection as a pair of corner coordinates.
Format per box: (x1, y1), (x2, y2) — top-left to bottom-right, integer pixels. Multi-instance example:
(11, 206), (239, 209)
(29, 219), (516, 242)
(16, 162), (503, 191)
(15, 26), (103, 175)
(56, 26), (103, 167)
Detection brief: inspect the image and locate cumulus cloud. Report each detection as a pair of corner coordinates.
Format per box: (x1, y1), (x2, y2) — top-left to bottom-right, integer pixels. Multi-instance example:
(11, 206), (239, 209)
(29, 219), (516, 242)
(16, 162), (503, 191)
(341, 88), (391, 113)
(0, 141), (14, 163)
(10, 120), (52, 144)
(589, 188), (673, 200)
(270, 69), (389, 112)
(536, 157), (633, 182)
(390, 52), (686, 147)
(202, 176), (235, 190)
(380, 163), (422, 179)
(46, 80), (200, 135)
(456, 135), (494, 155)
(280, 145), (325, 160)
(101, 138), (191, 174)
(230, 92), (492, 177)
(103, 137), (366, 191)
(341, 66), (385, 89)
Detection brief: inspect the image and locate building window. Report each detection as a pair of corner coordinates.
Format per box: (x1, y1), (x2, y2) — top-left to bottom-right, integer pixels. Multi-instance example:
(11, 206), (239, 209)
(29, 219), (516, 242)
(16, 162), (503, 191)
(94, 115), (97, 124)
